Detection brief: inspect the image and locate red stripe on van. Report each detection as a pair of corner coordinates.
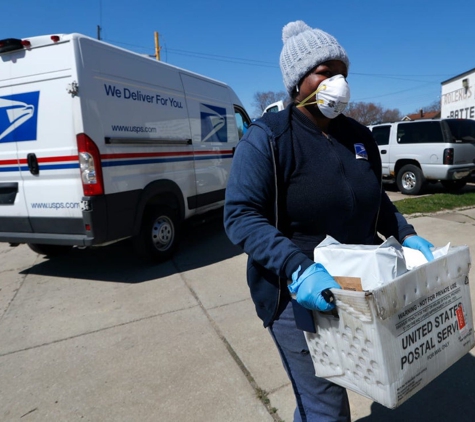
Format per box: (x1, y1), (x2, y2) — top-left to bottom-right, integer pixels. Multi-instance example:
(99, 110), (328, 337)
(4, 150), (233, 166)
(17, 155), (78, 164)
(0, 158), (20, 165)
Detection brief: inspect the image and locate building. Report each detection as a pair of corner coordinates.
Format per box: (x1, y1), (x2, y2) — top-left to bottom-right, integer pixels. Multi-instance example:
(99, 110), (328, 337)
(440, 67), (475, 120)
(401, 110), (441, 121)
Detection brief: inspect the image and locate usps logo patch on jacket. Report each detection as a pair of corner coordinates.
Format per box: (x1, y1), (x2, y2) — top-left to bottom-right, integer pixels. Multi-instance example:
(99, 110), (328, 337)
(354, 143), (368, 160)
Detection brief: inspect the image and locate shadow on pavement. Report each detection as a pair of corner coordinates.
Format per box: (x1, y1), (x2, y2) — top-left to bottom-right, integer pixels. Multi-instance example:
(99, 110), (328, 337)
(21, 208), (243, 283)
(355, 353), (475, 421)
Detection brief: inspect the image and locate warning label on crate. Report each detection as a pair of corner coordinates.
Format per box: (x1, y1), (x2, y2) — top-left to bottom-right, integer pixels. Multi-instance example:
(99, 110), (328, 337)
(389, 281), (473, 371)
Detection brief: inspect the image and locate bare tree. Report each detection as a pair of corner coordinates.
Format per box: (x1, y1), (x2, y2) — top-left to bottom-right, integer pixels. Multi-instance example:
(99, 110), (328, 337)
(251, 94), (403, 125)
(252, 91), (288, 117)
(345, 102), (401, 125)
(380, 108), (402, 123)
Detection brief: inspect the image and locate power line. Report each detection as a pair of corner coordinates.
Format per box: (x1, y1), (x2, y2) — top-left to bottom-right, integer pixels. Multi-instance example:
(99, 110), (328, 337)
(106, 39), (452, 86)
(102, 36), (447, 110)
(104, 37), (451, 80)
(354, 81), (437, 101)
(167, 47), (278, 67)
(350, 73), (446, 83)
(104, 38), (277, 67)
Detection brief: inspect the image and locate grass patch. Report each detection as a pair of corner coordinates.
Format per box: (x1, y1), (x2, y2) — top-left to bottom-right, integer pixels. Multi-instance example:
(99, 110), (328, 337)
(394, 192), (475, 215)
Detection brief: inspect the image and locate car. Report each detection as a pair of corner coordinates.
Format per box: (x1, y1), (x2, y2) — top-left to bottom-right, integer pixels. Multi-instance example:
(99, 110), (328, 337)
(368, 119), (475, 195)
(262, 100), (285, 115)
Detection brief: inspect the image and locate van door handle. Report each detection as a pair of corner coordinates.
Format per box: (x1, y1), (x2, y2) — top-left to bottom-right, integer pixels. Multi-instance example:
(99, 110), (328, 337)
(27, 153), (40, 175)
(380, 150), (387, 154)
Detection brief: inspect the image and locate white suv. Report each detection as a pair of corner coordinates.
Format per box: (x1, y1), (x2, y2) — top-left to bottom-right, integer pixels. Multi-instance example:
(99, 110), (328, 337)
(368, 119), (475, 195)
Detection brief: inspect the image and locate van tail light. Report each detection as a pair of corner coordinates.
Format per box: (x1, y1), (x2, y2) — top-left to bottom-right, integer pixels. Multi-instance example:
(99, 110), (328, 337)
(77, 133), (104, 196)
(443, 148), (454, 165)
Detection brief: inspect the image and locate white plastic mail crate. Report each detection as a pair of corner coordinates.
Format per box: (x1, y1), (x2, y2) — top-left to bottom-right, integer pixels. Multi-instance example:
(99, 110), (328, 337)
(305, 245), (474, 409)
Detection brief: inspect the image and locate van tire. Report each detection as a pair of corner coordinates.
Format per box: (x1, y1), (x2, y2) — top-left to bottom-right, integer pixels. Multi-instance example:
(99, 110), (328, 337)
(397, 164), (425, 195)
(28, 243), (72, 256)
(440, 180), (466, 191)
(133, 205), (180, 262)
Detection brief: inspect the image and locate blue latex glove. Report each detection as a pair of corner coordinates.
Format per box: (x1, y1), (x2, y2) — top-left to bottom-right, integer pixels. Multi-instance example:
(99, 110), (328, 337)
(403, 235), (434, 262)
(289, 263), (341, 312)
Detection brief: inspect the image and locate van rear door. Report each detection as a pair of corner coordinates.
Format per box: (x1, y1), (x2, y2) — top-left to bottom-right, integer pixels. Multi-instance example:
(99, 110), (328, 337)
(0, 42), (36, 234)
(0, 91), (33, 233)
(0, 36), (84, 242)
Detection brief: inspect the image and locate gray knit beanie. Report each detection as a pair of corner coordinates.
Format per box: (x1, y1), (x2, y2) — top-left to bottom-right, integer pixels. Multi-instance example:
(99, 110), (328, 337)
(279, 20), (350, 95)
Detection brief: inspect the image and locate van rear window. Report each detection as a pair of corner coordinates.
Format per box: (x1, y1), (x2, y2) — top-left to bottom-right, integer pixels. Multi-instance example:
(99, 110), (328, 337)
(444, 119), (475, 142)
(396, 122), (444, 144)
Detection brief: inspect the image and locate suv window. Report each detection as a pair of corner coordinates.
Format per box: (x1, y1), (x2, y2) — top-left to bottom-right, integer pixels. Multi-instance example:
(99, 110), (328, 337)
(396, 122), (443, 144)
(372, 126), (390, 146)
(444, 119), (475, 142)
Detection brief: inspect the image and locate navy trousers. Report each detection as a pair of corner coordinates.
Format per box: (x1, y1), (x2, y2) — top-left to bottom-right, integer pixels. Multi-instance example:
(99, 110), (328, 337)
(268, 301), (351, 421)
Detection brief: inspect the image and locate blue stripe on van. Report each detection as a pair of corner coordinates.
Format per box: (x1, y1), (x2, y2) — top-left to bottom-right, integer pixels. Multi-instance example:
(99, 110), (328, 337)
(0, 166), (21, 172)
(18, 164), (80, 171)
(102, 156), (193, 167)
(195, 154), (233, 160)
(0, 155), (232, 172)
(101, 154), (232, 167)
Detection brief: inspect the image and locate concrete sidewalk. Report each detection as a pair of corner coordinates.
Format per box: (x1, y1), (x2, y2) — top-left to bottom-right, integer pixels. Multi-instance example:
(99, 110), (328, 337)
(0, 208), (475, 421)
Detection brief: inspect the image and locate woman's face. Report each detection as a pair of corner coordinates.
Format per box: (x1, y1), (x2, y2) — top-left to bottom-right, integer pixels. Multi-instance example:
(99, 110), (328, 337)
(296, 60), (348, 105)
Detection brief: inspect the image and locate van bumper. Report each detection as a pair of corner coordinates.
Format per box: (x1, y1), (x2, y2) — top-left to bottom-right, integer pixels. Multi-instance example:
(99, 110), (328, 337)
(0, 229), (91, 246)
(0, 191), (139, 246)
(0, 216), (96, 246)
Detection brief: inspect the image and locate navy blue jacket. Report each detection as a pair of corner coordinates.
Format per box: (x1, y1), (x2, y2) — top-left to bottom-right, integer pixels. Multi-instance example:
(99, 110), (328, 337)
(224, 105), (416, 327)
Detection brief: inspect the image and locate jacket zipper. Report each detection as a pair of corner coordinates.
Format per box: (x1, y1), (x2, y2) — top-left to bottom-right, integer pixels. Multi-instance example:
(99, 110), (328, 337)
(269, 135), (282, 322)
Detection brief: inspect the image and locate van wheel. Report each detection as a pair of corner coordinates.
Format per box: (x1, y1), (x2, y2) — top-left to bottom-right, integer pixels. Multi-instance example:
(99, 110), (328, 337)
(133, 205), (180, 262)
(28, 243), (72, 256)
(441, 180), (466, 191)
(397, 165), (425, 195)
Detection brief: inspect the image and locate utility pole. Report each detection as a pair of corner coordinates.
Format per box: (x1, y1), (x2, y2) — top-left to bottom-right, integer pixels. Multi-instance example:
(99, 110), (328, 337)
(154, 31), (161, 61)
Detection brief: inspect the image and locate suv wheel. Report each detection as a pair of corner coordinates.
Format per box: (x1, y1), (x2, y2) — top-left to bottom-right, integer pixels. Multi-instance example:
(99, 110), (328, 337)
(397, 164), (425, 195)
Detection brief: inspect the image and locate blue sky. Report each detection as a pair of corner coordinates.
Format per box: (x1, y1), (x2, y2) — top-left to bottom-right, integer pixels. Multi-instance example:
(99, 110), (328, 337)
(3, 0), (474, 118)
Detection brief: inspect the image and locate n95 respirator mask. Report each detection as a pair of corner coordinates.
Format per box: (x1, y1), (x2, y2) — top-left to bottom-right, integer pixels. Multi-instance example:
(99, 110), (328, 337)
(297, 74), (350, 119)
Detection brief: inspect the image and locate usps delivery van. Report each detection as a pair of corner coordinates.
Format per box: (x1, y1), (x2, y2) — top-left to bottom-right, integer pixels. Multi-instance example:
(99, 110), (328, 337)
(0, 34), (250, 261)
